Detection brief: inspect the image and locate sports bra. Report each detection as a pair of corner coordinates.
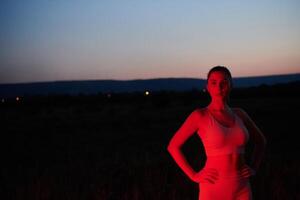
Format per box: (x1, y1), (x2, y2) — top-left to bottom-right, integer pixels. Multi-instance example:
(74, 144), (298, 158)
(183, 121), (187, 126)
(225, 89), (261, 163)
(197, 107), (249, 156)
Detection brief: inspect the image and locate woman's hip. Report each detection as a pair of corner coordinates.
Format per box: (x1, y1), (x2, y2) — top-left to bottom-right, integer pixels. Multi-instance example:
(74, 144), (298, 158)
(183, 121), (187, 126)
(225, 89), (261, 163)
(199, 177), (252, 200)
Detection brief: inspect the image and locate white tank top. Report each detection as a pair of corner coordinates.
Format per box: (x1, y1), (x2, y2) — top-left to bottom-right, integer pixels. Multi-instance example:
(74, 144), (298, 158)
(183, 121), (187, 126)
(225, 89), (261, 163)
(197, 108), (249, 156)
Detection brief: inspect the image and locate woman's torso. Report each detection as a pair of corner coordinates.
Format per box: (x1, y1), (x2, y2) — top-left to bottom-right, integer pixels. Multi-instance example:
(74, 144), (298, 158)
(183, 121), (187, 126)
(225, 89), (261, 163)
(196, 107), (249, 178)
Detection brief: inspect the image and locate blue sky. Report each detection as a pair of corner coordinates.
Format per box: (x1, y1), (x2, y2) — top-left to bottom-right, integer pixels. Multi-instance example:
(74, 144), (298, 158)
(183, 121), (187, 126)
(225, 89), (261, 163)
(1, 0), (299, 83)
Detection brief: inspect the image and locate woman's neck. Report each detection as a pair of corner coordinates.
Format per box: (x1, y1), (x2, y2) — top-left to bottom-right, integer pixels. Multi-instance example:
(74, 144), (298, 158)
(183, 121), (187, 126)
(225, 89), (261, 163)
(208, 99), (229, 112)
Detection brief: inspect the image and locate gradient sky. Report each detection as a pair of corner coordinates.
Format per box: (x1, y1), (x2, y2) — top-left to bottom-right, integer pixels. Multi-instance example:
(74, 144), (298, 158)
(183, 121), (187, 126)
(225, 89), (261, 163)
(1, 0), (300, 84)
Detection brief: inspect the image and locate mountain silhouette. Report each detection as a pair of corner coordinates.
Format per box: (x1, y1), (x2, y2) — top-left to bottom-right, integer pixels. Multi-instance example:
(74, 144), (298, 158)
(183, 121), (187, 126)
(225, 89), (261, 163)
(0, 73), (299, 98)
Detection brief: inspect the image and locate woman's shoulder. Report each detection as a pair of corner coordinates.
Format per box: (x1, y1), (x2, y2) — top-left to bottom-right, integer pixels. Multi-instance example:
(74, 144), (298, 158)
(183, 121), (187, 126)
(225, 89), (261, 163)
(190, 107), (210, 130)
(190, 107), (209, 120)
(232, 107), (250, 122)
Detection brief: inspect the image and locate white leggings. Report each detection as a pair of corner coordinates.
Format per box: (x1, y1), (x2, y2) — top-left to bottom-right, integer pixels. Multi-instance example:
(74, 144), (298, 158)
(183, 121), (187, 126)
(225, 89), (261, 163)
(199, 176), (252, 200)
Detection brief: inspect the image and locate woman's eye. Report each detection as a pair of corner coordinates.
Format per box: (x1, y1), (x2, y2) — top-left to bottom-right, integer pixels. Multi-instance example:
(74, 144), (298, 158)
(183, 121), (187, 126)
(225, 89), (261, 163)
(221, 81), (228, 85)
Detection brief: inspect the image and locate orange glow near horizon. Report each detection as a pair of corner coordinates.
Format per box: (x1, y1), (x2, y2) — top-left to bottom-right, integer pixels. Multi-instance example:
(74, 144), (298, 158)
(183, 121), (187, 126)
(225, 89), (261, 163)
(1, 1), (299, 84)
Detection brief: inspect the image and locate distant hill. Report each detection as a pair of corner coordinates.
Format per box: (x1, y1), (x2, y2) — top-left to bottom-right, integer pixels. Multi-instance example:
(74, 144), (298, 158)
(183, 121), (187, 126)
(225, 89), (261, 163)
(0, 73), (300, 98)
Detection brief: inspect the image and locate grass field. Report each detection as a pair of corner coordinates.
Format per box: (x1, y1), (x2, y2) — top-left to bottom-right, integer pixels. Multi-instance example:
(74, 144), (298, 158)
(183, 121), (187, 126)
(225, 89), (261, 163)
(1, 85), (300, 200)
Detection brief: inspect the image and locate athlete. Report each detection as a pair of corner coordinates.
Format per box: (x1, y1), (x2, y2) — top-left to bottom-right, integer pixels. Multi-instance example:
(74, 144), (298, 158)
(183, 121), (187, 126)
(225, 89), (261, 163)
(167, 66), (267, 200)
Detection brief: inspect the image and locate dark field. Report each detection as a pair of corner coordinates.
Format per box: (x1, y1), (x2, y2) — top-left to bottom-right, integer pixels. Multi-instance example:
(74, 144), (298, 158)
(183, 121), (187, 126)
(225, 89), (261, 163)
(1, 83), (300, 200)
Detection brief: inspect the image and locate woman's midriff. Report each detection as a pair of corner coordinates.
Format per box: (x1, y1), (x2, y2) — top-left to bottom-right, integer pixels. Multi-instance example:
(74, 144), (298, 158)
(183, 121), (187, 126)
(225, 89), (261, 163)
(204, 153), (247, 179)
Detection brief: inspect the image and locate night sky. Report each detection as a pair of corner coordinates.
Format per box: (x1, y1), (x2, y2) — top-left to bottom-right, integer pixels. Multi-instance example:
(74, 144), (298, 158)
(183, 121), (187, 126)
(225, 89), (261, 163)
(1, 0), (299, 83)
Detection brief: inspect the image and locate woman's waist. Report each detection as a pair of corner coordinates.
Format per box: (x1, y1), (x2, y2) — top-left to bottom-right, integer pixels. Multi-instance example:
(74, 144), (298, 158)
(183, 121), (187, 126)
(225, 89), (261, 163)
(204, 153), (247, 176)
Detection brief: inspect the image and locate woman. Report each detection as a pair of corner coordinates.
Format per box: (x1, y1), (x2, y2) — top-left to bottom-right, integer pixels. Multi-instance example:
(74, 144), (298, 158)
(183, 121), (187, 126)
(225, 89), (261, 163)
(167, 66), (267, 200)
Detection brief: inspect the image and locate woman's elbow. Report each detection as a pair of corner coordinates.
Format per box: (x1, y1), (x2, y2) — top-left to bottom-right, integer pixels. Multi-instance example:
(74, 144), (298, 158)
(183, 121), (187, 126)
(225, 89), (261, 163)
(261, 134), (267, 146)
(167, 143), (174, 153)
(167, 143), (180, 153)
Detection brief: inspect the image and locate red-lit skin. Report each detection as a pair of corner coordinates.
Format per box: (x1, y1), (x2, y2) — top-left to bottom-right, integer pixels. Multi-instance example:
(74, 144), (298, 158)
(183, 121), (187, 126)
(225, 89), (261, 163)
(167, 71), (267, 185)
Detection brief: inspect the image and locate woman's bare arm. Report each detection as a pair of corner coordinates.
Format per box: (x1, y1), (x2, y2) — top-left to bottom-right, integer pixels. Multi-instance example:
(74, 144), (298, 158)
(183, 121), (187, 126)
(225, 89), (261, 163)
(167, 109), (200, 180)
(236, 108), (267, 172)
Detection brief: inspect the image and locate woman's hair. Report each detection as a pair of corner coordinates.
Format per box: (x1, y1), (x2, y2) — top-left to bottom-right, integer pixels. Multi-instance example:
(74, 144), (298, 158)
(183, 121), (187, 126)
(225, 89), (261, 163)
(207, 66), (233, 87)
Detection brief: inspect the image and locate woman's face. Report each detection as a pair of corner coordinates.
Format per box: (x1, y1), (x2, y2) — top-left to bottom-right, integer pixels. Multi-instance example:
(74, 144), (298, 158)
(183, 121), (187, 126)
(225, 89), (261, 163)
(206, 71), (232, 100)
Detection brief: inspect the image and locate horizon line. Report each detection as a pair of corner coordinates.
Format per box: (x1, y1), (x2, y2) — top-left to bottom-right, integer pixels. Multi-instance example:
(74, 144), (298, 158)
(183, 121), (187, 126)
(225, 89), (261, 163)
(1, 72), (300, 85)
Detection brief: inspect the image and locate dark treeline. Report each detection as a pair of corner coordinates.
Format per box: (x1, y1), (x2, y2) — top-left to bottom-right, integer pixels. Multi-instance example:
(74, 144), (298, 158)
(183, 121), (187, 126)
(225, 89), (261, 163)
(2, 80), (300, 107)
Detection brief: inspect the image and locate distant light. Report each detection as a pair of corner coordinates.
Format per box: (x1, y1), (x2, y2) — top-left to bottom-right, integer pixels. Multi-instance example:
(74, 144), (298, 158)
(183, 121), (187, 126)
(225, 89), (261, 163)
(16, 96), (20, 101)
(1, 98), (4, 103)
(145, 91), (150, 96)
(107, 94), (111, 98)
